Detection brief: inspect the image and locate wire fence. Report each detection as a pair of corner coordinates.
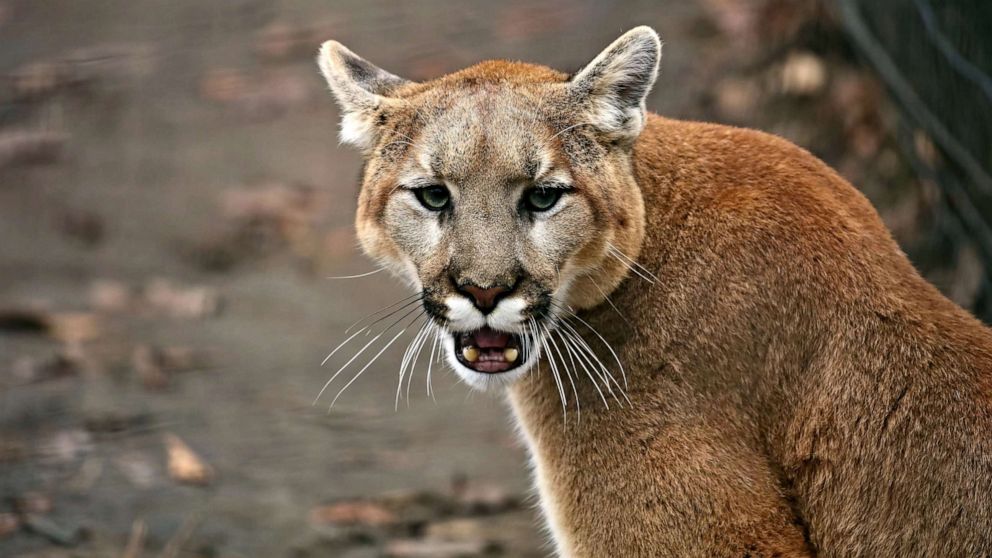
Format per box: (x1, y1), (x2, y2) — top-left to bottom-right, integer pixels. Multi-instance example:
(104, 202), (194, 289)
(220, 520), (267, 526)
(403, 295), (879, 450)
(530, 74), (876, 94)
(840, 0), (992, 322)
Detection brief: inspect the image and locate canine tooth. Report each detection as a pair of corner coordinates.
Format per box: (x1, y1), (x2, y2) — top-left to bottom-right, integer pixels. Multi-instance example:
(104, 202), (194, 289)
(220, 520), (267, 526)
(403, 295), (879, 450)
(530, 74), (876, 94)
(462, 346), (480, 362)
(503, 348), (519, 362)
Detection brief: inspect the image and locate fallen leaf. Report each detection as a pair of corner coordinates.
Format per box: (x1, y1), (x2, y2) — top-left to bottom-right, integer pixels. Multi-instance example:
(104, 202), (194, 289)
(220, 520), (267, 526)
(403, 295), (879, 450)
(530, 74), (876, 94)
(455, 484), (517, 515)
(424, 518), (485, 541)
(309, 501), (397, 527)
(46, 312), (102, 344)
(143, 279), (220, 319)
(164, 434), (213, 485)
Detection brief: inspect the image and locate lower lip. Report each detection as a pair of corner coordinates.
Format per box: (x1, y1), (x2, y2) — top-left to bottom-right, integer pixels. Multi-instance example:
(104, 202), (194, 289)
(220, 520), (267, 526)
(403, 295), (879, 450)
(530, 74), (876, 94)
(467, 359), (518, 373)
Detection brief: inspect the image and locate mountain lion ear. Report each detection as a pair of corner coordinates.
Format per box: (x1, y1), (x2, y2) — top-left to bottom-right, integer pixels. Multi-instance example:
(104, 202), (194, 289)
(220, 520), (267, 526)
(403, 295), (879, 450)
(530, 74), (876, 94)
(568, 26), (661, 145)
(317, 41), (411, 150)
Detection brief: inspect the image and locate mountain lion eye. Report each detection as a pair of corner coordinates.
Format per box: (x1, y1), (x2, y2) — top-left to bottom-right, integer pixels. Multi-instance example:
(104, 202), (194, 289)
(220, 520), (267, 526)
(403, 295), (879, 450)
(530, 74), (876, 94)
(414, 185), (451, 211)
(523, 187), (563, 212)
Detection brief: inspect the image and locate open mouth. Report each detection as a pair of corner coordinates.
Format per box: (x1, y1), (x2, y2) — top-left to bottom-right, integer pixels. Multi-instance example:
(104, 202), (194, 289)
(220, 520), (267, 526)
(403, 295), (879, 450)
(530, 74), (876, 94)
(454, 326), (525, 374)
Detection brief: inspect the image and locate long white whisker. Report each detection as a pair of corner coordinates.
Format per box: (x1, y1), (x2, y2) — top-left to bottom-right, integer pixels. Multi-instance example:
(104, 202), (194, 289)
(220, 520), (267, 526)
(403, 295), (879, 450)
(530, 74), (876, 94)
(584, 272), (632, 327)
(559, 322), (623, 409)
(426, 327), (441, 401)
(607, 249), (655, 284)
(345, 293), (422, 334)
(405, 321), (432, 406)
(330, 327), (409, 409)
(321, 326), (369, 366)
(607, 243), (658, 282)
(561, 310), (630, 390)
(528, 317), (543, 365)
(539, 325), (568, 423)
(546, 326), (580, 422)
(325, 268), (385, 280)
(556, 327), (609, 409)
(357, 299), (423, 337)
(396, 321), (430, 410)
(314, 332), (384, 404)
(557, 321), (624, 407)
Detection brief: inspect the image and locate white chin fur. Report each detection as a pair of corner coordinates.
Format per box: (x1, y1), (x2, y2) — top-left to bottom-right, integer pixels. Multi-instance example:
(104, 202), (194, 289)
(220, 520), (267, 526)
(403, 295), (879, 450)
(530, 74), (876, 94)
(441, 330), (542, 390)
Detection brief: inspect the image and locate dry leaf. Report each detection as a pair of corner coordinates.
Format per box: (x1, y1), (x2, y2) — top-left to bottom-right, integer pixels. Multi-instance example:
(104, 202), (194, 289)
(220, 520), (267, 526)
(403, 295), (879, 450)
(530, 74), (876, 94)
(46, 312), (102, 344)
(309, 501), (397, 527)
(143, 279), (219, 319)
(164, 434), (213, 485)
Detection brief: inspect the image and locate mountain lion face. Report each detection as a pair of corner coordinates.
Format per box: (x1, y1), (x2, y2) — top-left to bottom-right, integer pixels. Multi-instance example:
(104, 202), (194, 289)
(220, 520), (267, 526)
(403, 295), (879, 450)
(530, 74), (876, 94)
(318, 28), (660, 388)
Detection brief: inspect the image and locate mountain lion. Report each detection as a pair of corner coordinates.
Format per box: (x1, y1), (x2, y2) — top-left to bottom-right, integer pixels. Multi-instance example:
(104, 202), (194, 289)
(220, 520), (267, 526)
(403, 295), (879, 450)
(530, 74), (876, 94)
(316, 26), (992, 557)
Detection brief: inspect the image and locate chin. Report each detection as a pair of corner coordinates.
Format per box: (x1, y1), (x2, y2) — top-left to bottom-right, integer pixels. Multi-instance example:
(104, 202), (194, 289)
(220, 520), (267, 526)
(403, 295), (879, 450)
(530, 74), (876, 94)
(440, 327), (543, 390)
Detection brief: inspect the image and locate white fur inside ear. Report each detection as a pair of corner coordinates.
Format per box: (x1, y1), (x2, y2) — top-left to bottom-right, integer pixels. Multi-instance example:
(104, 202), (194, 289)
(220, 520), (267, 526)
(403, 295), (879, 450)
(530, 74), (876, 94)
(570, 26), (661, 143)
(339, 110), (377, 150)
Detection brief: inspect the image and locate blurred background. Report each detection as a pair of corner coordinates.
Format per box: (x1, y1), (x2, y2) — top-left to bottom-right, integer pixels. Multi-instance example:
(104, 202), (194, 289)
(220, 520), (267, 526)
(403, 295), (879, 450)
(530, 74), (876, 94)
(1, 1), (989, 556)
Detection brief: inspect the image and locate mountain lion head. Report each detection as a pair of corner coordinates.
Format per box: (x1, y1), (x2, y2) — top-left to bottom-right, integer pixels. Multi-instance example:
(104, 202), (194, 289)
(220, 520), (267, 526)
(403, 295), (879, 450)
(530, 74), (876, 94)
(318, 27), (660, 389)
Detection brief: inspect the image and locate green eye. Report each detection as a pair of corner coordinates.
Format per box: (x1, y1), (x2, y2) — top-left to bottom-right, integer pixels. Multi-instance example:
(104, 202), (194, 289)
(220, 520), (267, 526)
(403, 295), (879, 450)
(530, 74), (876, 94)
(524, 187), (564, 212)
(414, 185), (451, 211)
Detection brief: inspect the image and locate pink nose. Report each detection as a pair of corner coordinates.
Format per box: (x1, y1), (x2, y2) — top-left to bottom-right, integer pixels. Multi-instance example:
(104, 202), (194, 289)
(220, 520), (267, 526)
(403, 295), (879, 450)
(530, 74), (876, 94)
(458, 284), (510, 313)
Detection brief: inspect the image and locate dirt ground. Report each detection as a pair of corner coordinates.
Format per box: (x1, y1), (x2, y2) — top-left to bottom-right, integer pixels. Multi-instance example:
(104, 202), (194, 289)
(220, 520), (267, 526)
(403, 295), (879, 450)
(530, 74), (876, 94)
(0, 1), (975, 557)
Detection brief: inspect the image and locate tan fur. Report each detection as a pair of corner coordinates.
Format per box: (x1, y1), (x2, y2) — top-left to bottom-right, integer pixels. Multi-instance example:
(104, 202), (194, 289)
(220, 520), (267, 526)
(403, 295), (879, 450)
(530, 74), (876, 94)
(318, 28), (992, 557)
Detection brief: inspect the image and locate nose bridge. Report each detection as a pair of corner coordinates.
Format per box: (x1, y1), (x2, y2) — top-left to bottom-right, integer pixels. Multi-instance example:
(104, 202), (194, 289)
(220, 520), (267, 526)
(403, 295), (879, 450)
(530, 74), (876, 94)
(450, 197), (518, 288)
